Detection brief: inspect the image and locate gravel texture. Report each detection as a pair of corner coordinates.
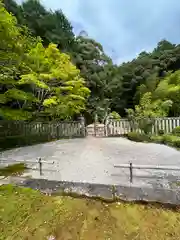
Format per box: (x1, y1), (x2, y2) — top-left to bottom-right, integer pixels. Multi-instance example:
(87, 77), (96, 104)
(1, 136), (180, 188)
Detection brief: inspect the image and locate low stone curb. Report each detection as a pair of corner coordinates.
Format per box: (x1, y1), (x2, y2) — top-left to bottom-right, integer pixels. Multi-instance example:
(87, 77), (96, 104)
(1, 176), (180, 205)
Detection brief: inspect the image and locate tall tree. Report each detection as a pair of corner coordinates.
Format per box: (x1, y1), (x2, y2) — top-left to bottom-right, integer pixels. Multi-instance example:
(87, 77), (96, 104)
(3, 0), (75, 52)
(0, 3), (90, 120)
(2, 0), (25, 24)
(19, 42), (90, 120)
(72, 36), (120, 122)
(153, 70), (180, 116)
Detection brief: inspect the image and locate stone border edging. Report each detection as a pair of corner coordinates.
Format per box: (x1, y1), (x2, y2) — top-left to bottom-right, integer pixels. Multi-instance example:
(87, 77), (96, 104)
(3, 177), (180, 205)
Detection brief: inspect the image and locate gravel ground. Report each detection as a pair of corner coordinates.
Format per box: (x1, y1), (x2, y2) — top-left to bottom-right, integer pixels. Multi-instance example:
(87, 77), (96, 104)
(1, 137), (180, 188)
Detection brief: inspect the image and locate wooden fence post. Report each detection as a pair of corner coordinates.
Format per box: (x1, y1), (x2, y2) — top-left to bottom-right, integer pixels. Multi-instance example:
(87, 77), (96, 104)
(79, 115), (86, 137)
(104, 116), (109, 137)
(94, 113), (98, 137)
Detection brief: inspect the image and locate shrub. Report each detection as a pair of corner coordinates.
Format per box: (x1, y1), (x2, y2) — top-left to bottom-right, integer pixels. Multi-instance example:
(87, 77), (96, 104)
(128, 131), (180, 148)
(162, 134), (173, 144)
(164, 135), (180, 148)
(173, 137), (180, 148)
(157, 129), (164, 135)
(172, 126), (180, 136)
(109, 111), (121, 120)
(127, 132), (150, 142)
(150, 135), (164, 143)
(0, 133), (54, 151)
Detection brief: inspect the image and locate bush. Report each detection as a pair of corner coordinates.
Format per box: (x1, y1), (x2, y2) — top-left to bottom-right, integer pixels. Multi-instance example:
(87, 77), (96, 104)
(151, 134), (180, 147)
(150, 135), (164, 143)
(157, 129), (164, 135)
(0, 133), (55, 151)
(109, 111), (121, 120)
(163, 135), (180, 148)
(172, 126), (180, 136)
(127, 132), (150, 142)
(128, 131), (180, 149)
(173, 137), (180, 148)
(151, 134), (180, 148)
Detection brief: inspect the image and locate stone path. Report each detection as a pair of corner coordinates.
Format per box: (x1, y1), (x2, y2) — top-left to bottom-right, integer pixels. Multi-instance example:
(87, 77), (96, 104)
(1, 137), (180, 188)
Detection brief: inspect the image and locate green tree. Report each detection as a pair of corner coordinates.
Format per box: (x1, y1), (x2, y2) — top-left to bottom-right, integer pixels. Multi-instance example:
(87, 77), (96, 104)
(0, 3), (90, 120)
(0, 1), (38, 119)
(19, 42), (90, 120)
(72, 36), (120, 122)
(3, 0), (75, 52)
(2, 0), (25, 24)
(126, 92), (172, 134)
(154, 70), (180, 116)
(4, 0), (180, 120)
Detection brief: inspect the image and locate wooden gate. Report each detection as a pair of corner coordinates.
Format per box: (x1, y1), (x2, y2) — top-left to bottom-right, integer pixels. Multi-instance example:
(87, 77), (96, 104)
(86, 123), (106, 137)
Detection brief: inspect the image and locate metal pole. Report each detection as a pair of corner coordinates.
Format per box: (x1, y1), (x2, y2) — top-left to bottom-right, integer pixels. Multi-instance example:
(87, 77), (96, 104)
(38, 157), (42, 176)
(130, 162), (133, 183)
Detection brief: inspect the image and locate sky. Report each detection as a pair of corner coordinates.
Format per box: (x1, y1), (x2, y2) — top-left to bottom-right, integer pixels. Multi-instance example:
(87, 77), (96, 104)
(18, 0), (180, 64)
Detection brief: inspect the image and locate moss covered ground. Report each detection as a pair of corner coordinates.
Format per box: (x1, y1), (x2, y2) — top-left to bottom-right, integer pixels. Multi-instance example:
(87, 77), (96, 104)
(0, 184), (180, 239)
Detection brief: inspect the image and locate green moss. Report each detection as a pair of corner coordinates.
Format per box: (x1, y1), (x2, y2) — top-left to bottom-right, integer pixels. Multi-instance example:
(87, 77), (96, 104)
(0, 163), (27, 177)
(1, 185), (180, 239)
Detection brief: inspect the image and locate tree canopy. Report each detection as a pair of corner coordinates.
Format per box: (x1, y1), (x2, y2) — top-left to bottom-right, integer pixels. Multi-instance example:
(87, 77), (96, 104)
(0, 1), (89, 120)
(3, 0), (180, 122)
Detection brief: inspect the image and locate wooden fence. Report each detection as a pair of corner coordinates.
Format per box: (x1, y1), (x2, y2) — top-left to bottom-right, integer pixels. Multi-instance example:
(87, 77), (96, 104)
(106, 117), (180, 136)
(0, 120), (85, 150)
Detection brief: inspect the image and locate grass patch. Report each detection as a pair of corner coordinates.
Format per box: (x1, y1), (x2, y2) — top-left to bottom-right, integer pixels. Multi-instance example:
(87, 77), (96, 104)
(0, 185), (180, 239)
(0, 163), (27, 177)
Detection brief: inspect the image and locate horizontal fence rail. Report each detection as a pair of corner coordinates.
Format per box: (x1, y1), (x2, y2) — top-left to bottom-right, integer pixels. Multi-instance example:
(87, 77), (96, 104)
(114, 163), (180, 183)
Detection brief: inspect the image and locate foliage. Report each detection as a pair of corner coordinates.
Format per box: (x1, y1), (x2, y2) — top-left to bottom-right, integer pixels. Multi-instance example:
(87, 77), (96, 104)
(72, 36), (119, 122)
(150, 135), (165, 144)
(0, 134), (52, 150)
(115, 39), (180, 116)
(172, 126), (180, 136)
(0, 3), (90, 120)
(151, 134), (180, 148)
(2, 0), (25, 24)
(0, 1), (35, 119)
(3, 0), (180, 121)
(127, 132), (180, 149)
(126, 92), (172, 134)
(154, 70), (180, 116)
(167, 135), (180, 148)
(20, 42), (90, 119)
(127, 132), (150, 142)
(127, 131), (180, 149)
(157, 129), (165, 135)
(3, 0), (75, 52)
(109, 111), (121, 120)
